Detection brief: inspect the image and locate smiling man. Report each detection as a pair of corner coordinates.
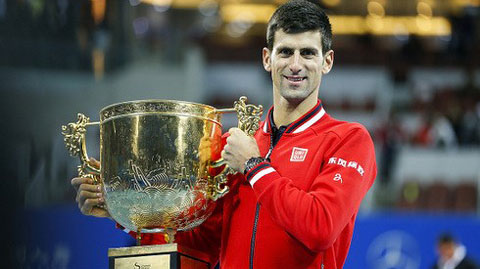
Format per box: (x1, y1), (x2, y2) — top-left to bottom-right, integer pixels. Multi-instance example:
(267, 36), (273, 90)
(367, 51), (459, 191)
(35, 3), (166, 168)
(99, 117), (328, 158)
(72, 0), (376, 268)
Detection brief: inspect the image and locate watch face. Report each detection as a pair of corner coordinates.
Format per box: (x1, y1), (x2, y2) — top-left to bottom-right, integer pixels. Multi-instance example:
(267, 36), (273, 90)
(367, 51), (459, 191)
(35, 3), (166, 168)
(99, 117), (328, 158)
(245, 157), (265, 174)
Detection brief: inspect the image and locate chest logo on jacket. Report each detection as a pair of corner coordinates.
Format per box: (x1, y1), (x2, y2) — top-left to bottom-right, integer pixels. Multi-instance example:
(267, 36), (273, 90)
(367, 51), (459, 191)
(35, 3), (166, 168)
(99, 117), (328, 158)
(290, 147), (308, 162)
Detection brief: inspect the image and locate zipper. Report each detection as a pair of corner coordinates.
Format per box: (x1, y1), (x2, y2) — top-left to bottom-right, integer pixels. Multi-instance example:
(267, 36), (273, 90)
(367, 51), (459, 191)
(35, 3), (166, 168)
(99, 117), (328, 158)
(265, 127), (277, 161)
(249, 203), (261, 269)
(249, 127), (282, 268)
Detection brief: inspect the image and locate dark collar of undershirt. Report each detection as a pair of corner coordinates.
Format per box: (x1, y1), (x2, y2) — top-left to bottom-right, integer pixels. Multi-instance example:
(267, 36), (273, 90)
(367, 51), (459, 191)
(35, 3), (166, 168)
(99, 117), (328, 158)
(269, 109), (290, 147)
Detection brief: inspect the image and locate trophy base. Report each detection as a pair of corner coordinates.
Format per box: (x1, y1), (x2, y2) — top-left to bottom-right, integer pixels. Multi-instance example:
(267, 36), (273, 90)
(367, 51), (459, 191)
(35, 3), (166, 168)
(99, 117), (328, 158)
(108, 243), (211, 269)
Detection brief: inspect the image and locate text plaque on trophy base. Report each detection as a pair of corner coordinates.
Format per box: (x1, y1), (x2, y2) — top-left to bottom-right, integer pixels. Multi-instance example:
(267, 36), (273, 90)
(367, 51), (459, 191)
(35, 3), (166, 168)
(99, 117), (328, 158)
(108, 244), (211, 269)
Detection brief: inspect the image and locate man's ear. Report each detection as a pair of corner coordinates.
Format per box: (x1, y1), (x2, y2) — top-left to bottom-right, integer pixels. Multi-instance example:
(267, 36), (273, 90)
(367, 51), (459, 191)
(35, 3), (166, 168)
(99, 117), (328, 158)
(262, 47), (271, 72)
(322, 50), (334, 74)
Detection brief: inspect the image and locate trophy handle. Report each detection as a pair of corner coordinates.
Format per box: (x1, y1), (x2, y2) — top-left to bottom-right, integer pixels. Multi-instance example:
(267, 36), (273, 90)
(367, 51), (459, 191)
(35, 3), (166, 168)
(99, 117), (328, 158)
(62, 113), (101, 183)
(208, 96), (263, 201)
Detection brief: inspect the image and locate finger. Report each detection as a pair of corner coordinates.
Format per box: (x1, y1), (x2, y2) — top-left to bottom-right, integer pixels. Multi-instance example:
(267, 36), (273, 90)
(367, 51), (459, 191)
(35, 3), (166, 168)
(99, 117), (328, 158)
(77, 189), (102, 204)
(221, 149), (233, 161)
(79, 183), (102, 193)
(226, 135), (233, 145)
(75, 184), (102, 202)
(223, 144), (231, 155)
(81, 197), (105, 215)
(81, 198), (102, 215)
(71, 177), (93, 190)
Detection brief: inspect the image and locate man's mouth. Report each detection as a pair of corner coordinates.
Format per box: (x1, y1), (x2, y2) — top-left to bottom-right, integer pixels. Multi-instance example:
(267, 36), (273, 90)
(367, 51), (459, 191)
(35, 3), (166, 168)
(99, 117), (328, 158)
(284, 75), (306, 83)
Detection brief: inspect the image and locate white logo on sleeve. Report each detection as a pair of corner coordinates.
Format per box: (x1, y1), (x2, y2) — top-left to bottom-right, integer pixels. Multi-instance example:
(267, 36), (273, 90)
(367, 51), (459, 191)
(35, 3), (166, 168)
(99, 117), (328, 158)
(334, 173), (343, 183)
(328, 156), (365, 177)
(290, 147), (308, 162)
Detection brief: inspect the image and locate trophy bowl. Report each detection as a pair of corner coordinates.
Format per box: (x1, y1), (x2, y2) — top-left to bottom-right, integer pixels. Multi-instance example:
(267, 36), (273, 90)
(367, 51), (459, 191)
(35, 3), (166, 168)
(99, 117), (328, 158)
(62, 97), (262, 236)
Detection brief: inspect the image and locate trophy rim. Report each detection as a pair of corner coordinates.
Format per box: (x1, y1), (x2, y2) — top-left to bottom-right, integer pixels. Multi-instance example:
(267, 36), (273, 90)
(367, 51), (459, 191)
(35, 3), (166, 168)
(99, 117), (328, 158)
(101, 111), (223, 126)
(99, 99), (225, 123)
(100, 99), (217, 113)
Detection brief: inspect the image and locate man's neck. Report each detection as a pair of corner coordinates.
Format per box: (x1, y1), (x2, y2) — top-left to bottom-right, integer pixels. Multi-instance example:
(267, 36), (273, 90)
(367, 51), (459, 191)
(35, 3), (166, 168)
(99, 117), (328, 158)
(272, 95), (318, 127)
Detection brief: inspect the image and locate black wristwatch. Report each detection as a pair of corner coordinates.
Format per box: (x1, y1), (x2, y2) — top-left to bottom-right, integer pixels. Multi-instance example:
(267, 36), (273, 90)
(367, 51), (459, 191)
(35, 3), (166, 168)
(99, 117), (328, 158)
(243, 157), (266, 175)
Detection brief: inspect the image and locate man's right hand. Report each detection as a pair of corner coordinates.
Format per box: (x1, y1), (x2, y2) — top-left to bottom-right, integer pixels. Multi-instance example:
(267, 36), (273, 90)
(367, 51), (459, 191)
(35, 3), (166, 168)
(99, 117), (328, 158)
(71, 158), (111, 218)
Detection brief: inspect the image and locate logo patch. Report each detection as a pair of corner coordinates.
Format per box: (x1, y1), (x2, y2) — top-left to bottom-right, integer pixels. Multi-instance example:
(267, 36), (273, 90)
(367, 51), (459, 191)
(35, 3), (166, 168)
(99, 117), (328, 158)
(290, 147), (308, 162)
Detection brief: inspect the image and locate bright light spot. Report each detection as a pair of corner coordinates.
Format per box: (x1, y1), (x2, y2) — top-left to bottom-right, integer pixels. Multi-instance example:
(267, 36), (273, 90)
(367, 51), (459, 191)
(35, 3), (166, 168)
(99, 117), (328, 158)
(321, 0), (341, 7)
(417, 2), (433, 18)
(226, 18), (253, 38)
(198, 0), (218, 16)
(367, 1), (385, 18)
(220, 4), (276, 24)
(151, 0), (171, 12)
(366, 15), (384, 32)
(233, 11), (254, 25)
(129, 0), (141, 6)
(91, 0), (106, 25)
(393, 23), (409, 41)
(330, 16), (366, 35)
(416, 15), (432, 32)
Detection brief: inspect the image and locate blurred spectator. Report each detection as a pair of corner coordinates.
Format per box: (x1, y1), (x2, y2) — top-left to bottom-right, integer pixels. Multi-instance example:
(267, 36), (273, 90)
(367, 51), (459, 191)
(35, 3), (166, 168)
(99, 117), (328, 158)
(432, 233), (479, 269)
(458, 69), (480, 145)
(376, 113), (406, 184)
(412, 111), (458, 148)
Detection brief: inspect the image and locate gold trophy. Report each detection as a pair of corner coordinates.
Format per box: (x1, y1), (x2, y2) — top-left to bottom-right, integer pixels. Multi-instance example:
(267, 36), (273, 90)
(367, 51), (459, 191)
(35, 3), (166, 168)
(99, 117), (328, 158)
(62, 97), (262, 269)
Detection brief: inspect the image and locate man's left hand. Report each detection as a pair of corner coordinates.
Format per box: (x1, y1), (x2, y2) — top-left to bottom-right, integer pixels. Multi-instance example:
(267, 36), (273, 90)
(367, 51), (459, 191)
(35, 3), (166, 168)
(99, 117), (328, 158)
(222, 128), (261, 173)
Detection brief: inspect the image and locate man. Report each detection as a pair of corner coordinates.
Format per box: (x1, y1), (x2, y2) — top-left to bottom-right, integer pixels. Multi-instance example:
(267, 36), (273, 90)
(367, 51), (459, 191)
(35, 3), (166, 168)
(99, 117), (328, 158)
(433, 234), (478, 269)
(72, 0), (377, 268)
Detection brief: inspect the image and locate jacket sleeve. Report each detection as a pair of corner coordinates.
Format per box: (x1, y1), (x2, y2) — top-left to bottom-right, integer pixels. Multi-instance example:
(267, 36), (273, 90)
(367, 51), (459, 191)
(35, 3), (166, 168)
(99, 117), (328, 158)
(245, 126), (377, 252)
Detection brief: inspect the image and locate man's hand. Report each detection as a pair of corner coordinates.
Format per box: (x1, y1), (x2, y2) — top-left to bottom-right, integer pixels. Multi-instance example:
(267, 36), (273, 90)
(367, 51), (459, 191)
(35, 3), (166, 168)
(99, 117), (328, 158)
(71, 158), (110, 218)
(222, 128), (261, 173)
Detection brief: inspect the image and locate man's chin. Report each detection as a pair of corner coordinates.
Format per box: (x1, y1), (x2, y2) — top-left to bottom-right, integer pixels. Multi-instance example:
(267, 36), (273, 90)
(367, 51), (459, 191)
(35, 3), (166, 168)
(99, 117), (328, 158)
(282, 94), (308, 105)
(279, 88), (318, 105)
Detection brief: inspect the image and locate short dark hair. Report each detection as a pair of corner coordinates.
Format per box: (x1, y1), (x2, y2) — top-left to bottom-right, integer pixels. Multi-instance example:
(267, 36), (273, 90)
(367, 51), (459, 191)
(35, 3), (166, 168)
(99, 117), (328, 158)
(266, 0), (332, 55)
(437, 233), (456, 245)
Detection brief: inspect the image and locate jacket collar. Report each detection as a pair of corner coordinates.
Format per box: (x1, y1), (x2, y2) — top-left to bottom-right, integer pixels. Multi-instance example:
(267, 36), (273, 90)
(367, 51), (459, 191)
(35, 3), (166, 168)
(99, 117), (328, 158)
(263, 100), (326, 134)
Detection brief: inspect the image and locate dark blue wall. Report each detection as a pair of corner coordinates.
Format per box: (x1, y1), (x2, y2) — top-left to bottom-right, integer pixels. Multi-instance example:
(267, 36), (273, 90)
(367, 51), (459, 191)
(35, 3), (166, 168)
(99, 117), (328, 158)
(345, 212), (480, 269)
(17, 207), (480, 268)
(18, 206), (135, 268)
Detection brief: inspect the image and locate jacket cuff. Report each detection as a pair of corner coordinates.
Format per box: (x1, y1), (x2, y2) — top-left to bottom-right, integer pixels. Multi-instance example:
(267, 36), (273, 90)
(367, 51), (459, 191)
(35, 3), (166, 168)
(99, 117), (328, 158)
(245, 161), (280, 188)
(116, 223), (132, 234)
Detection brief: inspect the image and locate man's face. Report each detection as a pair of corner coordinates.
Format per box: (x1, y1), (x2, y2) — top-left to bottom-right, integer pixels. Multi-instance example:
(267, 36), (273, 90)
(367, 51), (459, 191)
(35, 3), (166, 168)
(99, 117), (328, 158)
(262, 29), (334, 104)
(438, 242), (455, 261)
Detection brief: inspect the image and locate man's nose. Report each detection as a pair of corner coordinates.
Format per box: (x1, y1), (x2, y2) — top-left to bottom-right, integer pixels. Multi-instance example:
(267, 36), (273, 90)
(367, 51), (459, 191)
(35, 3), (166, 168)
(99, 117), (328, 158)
(289, 52), (302, 74)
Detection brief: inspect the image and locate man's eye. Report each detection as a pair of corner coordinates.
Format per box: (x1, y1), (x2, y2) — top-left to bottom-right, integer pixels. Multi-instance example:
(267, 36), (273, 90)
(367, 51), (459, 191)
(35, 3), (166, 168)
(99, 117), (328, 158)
(301, 50), (316, 56)
(279, 49), (292, 55)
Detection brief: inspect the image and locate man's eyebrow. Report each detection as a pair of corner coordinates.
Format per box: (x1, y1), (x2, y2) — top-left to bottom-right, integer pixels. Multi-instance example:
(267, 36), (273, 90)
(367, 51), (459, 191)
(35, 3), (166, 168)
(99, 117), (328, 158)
(301, 47), (319, 53)
(276, 46), (293, 51)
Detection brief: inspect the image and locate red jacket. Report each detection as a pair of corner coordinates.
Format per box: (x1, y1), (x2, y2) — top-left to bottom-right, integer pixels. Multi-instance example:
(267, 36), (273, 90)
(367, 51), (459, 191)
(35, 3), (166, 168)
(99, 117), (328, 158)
(128, 100), (377, 268)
